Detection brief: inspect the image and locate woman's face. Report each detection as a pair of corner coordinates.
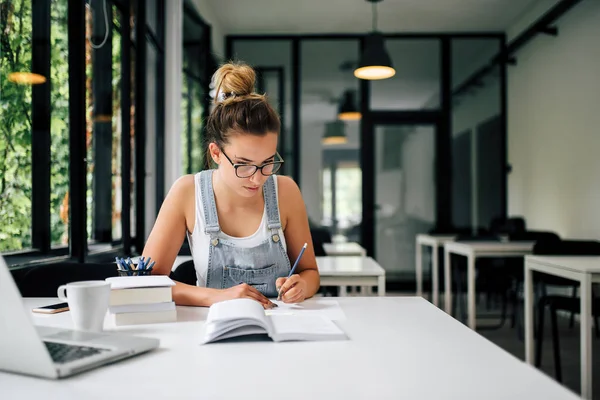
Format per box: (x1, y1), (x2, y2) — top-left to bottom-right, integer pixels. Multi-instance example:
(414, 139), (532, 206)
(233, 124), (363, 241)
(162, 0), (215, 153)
(211, 132), (279, 198)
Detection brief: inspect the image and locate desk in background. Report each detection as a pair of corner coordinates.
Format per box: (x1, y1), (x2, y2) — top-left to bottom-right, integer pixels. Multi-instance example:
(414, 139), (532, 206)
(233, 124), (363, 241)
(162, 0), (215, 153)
(415, 234), (456, 306)
(316, 256), (385, 296)
(323, 242), (366, 257)
(444, 241), (535, 329)
(525, 255), (600, 400)
(2, 297), (580, 400)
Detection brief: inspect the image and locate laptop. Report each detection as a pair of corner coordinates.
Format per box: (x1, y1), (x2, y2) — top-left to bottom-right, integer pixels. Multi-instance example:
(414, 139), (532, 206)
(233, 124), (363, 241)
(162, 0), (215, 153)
(0, 255), (160, 379)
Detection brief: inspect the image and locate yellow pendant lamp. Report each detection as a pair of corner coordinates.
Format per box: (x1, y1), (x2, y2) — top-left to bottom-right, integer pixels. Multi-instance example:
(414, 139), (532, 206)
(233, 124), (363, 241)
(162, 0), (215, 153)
(322, 121), (348, 145)
(8, 72), (46, 85)
(354, 0), (395, 80)
(337, 90), (361, 121)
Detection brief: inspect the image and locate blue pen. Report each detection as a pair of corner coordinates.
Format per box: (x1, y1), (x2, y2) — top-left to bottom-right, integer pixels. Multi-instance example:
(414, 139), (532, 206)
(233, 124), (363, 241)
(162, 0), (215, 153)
(277, 242), (307, 300)
(138, 257), (145, 270)
(143, 257), (152, 271)
(146, 261), (156, 271)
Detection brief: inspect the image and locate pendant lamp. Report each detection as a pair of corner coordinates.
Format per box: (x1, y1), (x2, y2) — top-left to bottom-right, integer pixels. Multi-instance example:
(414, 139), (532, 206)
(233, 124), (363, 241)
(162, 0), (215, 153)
(337, 90), (361, 121)
(322, 121), (348, 145)
(8, 72), (46, 85)
(354, 0), (395, 80)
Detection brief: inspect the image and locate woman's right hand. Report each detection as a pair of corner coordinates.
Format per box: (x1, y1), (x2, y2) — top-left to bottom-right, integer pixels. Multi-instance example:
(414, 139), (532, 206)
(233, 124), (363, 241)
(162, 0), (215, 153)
(211, 283), (276, 309)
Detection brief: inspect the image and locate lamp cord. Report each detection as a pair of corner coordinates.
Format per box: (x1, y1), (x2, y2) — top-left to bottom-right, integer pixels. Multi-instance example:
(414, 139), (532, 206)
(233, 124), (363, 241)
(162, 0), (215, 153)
(372, 2), (378, 31)
(87, 0), (109, 49)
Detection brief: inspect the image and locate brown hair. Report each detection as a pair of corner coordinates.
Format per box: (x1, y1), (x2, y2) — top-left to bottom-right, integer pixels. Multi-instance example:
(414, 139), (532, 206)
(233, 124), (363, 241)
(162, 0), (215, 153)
(204, 61), (281, 169)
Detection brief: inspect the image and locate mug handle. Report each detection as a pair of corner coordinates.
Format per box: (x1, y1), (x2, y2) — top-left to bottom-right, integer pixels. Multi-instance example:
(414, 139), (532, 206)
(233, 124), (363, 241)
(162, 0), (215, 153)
(57, 285), (68, 302)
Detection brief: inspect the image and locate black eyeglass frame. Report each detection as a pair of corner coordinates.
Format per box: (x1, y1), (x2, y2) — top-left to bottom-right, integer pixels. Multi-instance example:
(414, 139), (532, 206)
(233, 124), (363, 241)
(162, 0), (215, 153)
(220, 148), (284, 178)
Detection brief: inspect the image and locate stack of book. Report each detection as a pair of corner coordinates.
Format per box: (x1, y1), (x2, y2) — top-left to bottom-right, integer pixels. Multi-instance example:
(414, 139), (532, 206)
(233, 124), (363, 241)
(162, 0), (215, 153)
(105, 275), (177, 326)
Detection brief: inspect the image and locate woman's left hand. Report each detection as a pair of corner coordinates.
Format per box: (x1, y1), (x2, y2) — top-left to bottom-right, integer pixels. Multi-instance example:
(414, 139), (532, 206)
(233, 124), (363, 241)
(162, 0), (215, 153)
(276, 274), (307, 303)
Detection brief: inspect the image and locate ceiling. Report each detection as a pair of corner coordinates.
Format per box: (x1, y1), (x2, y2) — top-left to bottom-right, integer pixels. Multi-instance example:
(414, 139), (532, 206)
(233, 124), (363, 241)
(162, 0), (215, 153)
(207, 0), (541, 35)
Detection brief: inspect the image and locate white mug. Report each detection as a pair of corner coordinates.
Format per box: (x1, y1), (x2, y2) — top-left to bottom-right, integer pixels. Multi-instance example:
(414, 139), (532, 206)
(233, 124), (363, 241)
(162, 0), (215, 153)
(57, 281), (111, 332)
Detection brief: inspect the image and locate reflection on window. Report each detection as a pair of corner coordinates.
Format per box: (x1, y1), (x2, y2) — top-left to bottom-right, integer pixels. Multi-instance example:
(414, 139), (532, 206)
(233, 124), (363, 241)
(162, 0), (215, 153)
(50, 0), (70, 247)
(321, 163), (362, 239)
(335, 164), (362, 231)
(0, 0), (33, 251)
(112, 5), (122, 241)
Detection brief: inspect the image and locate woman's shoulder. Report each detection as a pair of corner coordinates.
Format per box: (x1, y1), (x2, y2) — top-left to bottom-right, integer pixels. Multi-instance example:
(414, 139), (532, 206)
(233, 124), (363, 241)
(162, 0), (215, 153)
(167, 174), (197, 202)
(275, 174), (301, 199)
(275, 175), (304, 226)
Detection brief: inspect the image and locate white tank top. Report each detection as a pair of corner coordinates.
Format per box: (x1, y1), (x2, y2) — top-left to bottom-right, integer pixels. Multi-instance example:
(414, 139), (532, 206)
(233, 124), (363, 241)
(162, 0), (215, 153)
(186, 172), (287, 287)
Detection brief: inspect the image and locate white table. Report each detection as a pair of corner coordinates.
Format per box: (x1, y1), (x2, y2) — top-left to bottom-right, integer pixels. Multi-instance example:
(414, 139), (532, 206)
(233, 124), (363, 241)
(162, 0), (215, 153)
(323, 242), (366, 256)
(525, 256), (600, 400)
(415, 234), (456, 306)
(316, 256), (385, 296)
(2, 297), (580, 400)
(444, 241), (535, 329)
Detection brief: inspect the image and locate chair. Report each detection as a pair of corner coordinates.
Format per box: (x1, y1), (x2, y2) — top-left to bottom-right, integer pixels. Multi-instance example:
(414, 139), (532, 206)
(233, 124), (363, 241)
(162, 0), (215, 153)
(15, 262), (118, 297)
(534, 240), (600, 382)
(310, 227), (332, 257)
(489, 216), (527, 235)
(451, 233), (501, 323)
(503, 232), (561, 336)
(169, 260), (197, 286)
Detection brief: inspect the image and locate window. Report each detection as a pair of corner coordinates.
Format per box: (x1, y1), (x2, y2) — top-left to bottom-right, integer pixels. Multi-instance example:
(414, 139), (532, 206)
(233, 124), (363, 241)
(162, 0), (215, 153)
(0, 0), (34, 252)
(50, 0), (70, 248)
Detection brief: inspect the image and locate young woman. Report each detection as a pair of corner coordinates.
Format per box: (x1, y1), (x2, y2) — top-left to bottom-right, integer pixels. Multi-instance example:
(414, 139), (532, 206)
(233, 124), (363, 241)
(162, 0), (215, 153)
(143, 62), (320, 308)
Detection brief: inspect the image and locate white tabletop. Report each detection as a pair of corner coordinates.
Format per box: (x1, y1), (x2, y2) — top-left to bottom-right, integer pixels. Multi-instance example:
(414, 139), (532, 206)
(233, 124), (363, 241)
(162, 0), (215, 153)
(316, 256), (384, 277)
(1, 297), (579, 400)
(445, 241), (535, 254)
(416, 234), (457, 245)
(526, 256), (600, 274)
(322, 242), (366, 256)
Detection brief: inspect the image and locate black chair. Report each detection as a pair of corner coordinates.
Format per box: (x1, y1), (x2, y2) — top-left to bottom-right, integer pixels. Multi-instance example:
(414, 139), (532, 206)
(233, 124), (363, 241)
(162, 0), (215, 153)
(310, 227), (332, 257)
(169, 260), (197, 286)
(503, 232), (561, 336)
(489, 216), (527, 235)
(15, 262), (118, 297)
(534, 240), (600, 382)
(451, 233), (502, 323)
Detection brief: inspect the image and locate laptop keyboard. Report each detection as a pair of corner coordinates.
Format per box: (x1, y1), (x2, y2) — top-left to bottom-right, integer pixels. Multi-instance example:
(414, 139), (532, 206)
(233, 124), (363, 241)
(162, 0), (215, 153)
(44, 341), (109, 364)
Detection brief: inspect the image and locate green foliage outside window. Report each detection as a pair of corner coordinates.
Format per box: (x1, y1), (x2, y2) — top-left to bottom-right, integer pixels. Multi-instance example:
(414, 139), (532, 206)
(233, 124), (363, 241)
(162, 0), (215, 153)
(0, 0), (70, 252)
(0, 0), (34, 252)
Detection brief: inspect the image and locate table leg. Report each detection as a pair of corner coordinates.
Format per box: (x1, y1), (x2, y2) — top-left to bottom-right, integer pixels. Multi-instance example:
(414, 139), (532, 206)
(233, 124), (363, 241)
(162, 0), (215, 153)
(432, 244), (439, 307)
(378, 276), (386, 297)
(524, 263), (534, 364)
(444, 247), (452, 314)
(339, 286), (347, 297)
(580, 274), (592, 399)
(467, 253), (476, 330)
(416, 241), (423, 298)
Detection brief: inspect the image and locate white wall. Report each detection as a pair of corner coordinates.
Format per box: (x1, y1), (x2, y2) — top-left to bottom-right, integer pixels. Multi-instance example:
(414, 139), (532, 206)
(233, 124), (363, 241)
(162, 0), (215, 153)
(164, 0), (183, 195)
(507, 0), (600, 239)
(190, 0), (225, 59)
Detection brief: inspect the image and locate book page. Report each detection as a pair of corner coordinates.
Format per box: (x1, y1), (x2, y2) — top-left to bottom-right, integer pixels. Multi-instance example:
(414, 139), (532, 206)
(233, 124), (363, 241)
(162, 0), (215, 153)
(269, 315), (347, 342)
(202, 299), (271, 343)
(265, 299), (346, 320)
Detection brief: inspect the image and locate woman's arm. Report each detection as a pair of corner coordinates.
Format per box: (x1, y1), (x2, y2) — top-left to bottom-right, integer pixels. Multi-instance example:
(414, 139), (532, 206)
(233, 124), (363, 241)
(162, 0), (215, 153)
(143, 175), (274, 308)
(275, 176), (320, 302)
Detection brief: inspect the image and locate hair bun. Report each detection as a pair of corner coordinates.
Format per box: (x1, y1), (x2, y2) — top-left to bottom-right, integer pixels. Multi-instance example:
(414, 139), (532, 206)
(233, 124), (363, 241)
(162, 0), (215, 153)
(212, 62), (256, 103)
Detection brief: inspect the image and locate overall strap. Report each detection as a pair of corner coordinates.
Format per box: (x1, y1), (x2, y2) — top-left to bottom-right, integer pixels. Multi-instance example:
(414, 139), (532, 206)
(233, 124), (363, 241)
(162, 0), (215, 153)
(262, 176), (282, 242)
(199, 170), (220, 236)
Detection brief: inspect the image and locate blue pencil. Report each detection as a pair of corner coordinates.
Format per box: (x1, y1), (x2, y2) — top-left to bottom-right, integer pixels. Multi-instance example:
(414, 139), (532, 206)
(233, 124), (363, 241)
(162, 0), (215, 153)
(277, 243), (307, 300)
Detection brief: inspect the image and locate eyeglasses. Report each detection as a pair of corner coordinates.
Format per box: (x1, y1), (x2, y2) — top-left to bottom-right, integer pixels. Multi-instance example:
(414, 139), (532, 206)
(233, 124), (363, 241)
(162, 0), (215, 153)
(220, 149), (284, 178)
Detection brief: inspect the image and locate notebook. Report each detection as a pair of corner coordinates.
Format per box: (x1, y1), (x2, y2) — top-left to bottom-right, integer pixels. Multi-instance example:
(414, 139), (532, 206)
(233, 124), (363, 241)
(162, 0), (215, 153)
(106, 275), (175, 306)
(200, 298), (348, 344)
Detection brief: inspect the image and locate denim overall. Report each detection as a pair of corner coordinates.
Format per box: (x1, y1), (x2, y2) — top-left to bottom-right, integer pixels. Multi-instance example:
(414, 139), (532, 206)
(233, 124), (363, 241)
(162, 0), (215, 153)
(200, 170), (291, 298)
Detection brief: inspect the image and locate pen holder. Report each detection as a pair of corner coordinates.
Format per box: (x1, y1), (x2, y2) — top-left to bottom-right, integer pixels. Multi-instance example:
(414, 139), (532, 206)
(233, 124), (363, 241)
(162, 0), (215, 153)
(117, 267), (153, 277)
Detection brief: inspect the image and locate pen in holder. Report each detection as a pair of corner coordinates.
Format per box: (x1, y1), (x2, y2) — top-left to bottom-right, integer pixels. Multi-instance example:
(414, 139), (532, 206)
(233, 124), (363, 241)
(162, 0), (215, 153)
(115, 256), (155, 276)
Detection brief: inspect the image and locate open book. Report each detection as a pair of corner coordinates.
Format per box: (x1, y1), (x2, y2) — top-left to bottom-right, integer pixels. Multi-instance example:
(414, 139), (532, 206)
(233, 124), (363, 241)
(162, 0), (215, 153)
(201, 298), (348, 344)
